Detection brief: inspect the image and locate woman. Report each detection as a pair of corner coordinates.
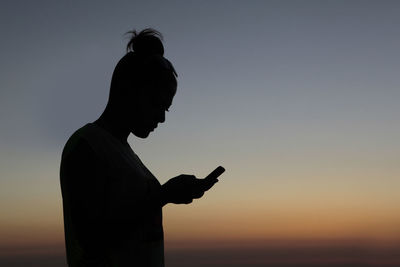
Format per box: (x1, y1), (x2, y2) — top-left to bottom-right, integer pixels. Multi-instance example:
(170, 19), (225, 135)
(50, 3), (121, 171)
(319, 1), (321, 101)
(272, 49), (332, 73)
(60, 29), (220, 266)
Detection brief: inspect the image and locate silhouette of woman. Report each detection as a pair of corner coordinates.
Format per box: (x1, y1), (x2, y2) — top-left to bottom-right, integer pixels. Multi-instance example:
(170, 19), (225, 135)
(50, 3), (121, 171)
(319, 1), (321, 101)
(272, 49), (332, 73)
(60, 29), (220, 267)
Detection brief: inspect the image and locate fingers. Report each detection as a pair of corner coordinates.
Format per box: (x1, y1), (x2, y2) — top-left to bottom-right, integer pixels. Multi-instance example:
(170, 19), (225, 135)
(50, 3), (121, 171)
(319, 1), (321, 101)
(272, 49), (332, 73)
(183, 199), (193, 204)
(192, 190), (204, 199)
(202, 178), (218, 191)
(190, 178), (217, 199)
(170, 174), (219, 204)
(197, 177), (218, 193)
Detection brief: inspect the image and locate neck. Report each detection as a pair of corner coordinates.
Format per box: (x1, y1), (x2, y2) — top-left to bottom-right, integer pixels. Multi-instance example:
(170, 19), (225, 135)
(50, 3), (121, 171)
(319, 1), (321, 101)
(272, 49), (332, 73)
(94, 105), (130, 144)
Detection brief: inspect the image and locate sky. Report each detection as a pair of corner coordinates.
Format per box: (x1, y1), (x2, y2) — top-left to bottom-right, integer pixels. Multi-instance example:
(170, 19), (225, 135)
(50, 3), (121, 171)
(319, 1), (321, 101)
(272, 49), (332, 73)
(1, 0), (400, 266)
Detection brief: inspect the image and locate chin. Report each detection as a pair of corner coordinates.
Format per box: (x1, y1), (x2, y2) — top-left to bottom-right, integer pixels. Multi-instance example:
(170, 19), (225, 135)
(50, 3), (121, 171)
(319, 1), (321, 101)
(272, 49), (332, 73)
(132, 129), (151, 139)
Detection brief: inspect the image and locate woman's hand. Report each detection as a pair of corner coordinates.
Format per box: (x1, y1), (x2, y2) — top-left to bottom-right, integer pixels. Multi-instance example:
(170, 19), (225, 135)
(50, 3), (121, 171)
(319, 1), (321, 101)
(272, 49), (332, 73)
(161, 174), (218, 205)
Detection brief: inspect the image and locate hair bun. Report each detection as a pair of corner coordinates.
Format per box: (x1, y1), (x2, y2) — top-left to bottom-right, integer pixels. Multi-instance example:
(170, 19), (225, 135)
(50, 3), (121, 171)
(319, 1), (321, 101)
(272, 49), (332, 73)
(126, 28), (164, 56)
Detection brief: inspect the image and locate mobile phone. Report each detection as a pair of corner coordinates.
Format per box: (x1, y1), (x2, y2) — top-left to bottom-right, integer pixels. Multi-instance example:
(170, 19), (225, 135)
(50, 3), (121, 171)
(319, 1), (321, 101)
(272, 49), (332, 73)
(205, 166), (225, 181)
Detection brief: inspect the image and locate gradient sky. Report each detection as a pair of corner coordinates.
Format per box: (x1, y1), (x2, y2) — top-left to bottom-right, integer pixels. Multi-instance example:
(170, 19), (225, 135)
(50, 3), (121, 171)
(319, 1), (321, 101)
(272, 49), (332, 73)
(1, 0), (400, 265)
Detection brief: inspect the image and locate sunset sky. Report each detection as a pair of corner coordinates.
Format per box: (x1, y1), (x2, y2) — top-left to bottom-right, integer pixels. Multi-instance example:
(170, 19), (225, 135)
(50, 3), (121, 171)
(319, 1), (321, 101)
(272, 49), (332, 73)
(1, 1), (400, 266)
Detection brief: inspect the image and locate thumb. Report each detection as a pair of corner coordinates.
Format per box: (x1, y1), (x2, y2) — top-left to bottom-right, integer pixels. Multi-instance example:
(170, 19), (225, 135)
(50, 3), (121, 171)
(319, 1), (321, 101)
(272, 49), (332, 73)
(201, 178), (218, 191)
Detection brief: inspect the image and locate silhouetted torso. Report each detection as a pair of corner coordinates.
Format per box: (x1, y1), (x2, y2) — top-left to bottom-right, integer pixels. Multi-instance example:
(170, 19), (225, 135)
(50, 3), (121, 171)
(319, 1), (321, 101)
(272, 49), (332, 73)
(60, 122), (164, 266)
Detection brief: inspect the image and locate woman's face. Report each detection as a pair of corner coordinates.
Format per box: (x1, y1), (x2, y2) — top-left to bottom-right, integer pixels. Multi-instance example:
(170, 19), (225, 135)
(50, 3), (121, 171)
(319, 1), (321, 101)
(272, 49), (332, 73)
(128, 79), (177, 138)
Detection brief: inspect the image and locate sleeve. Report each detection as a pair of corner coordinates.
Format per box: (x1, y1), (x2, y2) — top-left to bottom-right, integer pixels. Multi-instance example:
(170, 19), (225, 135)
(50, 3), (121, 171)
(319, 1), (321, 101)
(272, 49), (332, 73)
(61, 138), (108, 249)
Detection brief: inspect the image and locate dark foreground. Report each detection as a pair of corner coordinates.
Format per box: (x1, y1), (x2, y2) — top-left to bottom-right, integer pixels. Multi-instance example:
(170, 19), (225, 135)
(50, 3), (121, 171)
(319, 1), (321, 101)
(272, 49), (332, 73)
(1, 240), (399, 267)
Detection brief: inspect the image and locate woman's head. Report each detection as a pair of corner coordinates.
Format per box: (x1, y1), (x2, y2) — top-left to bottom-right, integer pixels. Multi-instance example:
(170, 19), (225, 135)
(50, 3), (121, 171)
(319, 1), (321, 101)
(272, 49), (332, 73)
(107, 28), (177, 138)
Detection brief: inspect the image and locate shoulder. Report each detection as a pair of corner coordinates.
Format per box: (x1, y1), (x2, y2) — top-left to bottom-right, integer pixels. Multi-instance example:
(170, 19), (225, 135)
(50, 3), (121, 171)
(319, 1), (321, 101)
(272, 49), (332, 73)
(60, 126), (107, 199)
(61, 124), (94, 160)
(60, 124), (107, 182)
(61, 123), (111, 160)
